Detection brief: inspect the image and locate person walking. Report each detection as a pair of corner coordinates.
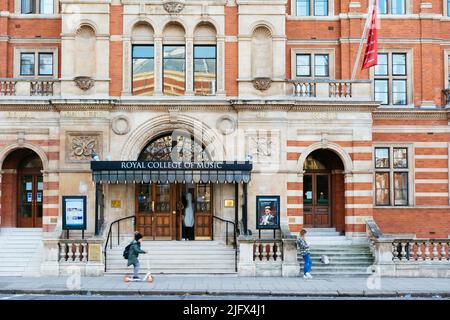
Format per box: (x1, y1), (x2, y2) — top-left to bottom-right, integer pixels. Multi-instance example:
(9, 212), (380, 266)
(297, 229), (313, 279)
(127, 232), (146, 280)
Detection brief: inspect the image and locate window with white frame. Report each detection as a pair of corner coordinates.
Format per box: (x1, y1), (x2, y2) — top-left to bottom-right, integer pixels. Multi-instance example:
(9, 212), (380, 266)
(374, 52), (408, 105)
(375, 147), (410, 206)
(296, 53), (329, 77)
(20, 0), (54, 14)
(447, 54), (450, 88)
(377, 0), (406, 14)
(296, 0), (329, 16)
(19, 52), (54, 76)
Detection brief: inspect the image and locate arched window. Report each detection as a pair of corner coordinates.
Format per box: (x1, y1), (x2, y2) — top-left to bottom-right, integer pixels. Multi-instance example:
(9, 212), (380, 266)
(194, 22), (217, 96)
(138, 132), (210, 162)
(163, 22), (186, 96)
(132, 22), (155, 96)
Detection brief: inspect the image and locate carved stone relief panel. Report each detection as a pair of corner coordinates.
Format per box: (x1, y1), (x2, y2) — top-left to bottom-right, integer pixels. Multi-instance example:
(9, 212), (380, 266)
(66, 132), (102, 163)
(245, 129), (281, 171)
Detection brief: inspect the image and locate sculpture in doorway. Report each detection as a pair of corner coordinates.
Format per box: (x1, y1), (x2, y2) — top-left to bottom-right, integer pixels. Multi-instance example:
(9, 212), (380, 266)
(183, 193), (195, 240)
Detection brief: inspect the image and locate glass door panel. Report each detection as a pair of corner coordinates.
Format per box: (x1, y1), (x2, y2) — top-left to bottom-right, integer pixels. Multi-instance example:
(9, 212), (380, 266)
(316, 175), (329, 205)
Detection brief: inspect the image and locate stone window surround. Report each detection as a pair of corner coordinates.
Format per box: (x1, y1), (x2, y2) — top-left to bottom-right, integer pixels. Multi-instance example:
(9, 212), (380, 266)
(290, 48), (335, 79)
(289, 0), (335, 18)
(370, 48), (414, 108)
(373, 143), (415, 207)
(444, 49), (450, 88)
(13, 47), (58, 78)
(13, 0), (59, 16)
(123, 35), (225, 97)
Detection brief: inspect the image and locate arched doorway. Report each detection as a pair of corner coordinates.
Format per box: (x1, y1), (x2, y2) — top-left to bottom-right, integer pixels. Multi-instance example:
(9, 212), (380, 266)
(1, 149), (43, 228)
(135, 132), (213, 240)
(303, 149), (345, 232)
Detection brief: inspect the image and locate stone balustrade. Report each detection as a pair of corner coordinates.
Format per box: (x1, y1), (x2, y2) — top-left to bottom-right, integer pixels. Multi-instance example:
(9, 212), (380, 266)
(41, 238), (104, 276)
(238, 236), (299, 277)
(392, 240), (449, 262)
(0, 78), (59, 96)
(366, 220), (450, 277)
(289, 79), (372, 101)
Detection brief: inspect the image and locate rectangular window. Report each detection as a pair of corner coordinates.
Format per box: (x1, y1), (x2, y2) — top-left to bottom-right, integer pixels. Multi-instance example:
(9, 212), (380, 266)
(314, 0), (328, 16)
(448, 0), (450, 17)
(374, 53), (388, 76)
(40, 0), (54, 14)
(21, 0), (36, 14)
(375, 173), (390, 206)
(375, 147), (390, 168)
(163, 45), (185, 96)
(394, 172), (408, 206)
(296, 0), (328, 16)
(296, 0), (311, 16)
(314, 54), (329, 77)
(374, 79), (389, 105)
(391, 0), (406, 14)
(393, 148), (408, 168)
(132, 45), (155, 96)
(38, 53), (53, 75)
(392, 79), (407, 105)
(378, 0), (388, 14)
(374, 52), (408, 106)
(375, 146), (410, 206)
(194, 45), (216, 96)
(20, 53), (35, 75)
(296, 54), (311, 77)
(392, 53), (406, 76)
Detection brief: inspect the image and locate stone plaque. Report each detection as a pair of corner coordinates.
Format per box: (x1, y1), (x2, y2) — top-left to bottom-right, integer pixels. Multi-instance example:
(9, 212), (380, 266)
(111, 200), (122, 208)
(88, 244), (102, 262)
(224, 199), (234, 208)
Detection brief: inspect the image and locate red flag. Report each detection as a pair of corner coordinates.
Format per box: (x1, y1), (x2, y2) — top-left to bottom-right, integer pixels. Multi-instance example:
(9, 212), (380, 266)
(362, 0), (378, 70)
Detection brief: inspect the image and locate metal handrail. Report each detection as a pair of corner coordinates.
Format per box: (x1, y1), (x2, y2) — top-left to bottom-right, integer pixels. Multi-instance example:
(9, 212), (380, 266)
(104, 215), (135, 272)
(212, 215), (238, 272)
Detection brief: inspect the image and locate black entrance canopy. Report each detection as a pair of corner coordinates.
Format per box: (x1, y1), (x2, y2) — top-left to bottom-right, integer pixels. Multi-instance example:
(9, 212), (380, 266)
(90, 161), (253, 184)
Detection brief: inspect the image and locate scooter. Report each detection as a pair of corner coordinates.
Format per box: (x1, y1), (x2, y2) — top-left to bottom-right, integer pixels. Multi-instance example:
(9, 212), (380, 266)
(124, 271), (153, 283)
(124, 253), (153, 283)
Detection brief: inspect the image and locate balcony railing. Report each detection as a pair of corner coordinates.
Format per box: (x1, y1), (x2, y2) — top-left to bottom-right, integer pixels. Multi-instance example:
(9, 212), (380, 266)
(289, 79), (372, 100)
(444, 88), (450, 107)
(0, 78), (59, 96)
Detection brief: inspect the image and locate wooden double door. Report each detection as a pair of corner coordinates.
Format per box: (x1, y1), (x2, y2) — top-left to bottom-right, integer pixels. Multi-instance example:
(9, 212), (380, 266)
(136, 183), (213, 240)
(17, 171), (43, 228)
(303, 172), (331, 228)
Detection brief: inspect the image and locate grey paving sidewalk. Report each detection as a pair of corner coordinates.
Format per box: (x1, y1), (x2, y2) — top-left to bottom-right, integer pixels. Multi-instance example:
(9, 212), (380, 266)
(0, 275), (449, 297)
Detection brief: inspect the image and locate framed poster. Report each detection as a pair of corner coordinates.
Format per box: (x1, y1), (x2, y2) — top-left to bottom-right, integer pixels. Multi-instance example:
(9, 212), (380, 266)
(62, 196), (87, 230)
(256, 196), (280, 230)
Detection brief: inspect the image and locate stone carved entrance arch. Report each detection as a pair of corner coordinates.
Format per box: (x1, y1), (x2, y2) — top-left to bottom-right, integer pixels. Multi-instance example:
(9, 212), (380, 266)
(0, 143), (49, 172)
(120, 115), (225, 161)
(297, 141), (353, 174)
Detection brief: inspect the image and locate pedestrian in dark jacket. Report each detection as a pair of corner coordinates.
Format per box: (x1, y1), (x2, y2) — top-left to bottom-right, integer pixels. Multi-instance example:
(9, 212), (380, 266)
(127, 232), (146, 279)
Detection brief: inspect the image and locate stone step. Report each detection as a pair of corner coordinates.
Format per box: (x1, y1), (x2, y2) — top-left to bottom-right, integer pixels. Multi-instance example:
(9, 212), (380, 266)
(107, 268), (236, 274)
(0, 272), (25, 277)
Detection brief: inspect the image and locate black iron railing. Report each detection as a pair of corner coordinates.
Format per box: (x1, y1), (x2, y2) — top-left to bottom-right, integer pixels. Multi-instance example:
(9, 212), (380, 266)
(213, 215), (238, 272)
(104, 215), (135, 272)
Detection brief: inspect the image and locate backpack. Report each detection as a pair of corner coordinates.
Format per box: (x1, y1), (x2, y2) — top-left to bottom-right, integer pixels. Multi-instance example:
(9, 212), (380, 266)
(123, 243), (132, 260)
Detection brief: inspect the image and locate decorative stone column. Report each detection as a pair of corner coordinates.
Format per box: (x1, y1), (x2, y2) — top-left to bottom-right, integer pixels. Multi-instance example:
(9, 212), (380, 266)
(154, 37), (163, 95)
(185, 36), (194, 95)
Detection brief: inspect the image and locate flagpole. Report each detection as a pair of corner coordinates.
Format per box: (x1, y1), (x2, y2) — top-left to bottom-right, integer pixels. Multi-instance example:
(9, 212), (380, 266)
(351, 0), (375, 81)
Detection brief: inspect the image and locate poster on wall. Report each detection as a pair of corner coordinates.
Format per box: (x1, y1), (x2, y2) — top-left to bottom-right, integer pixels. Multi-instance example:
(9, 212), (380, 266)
(256, 196), (280, 230)
(62, 196), (87, 230)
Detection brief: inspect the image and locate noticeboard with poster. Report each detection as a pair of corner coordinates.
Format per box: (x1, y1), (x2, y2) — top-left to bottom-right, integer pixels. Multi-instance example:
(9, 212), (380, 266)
(256, 196), (280, 230)
(62, 196), (87, 230)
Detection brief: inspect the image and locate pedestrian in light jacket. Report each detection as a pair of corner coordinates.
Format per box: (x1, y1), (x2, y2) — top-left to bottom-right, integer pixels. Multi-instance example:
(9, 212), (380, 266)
(297, 229), (313, 279)
(127, 232), (146, 279)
